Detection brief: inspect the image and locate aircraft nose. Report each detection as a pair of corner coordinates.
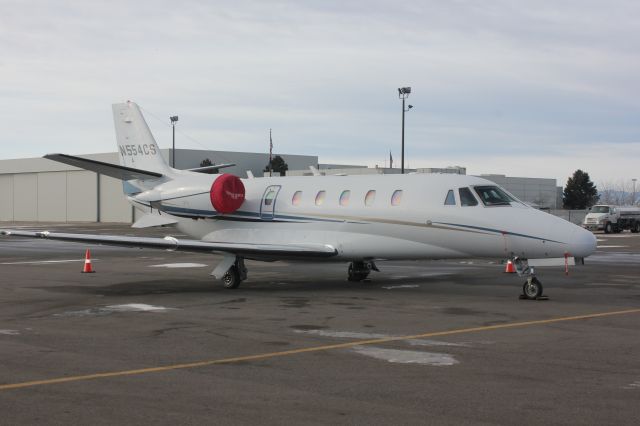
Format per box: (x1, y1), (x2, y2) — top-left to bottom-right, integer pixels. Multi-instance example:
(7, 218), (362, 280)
(568, 226), (597, 258)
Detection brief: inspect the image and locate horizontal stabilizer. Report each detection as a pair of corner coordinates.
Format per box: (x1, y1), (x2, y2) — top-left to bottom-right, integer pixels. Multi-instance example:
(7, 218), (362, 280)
(44, 153), (163, 181)
(186, 163), (236, 173)
(0, 230), (338, 260)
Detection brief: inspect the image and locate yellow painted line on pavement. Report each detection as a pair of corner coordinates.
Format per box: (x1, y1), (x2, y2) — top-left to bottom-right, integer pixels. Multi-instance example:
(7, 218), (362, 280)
(1, 308), (639, 391)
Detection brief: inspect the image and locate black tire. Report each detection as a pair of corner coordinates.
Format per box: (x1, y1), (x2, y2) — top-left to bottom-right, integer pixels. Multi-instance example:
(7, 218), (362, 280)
(347, 263), (369, 282)
(604, 223), (612, 234)
(522, 278), (543, 300)
(222, 266), (241, 289)
(632, 222), (640, 233)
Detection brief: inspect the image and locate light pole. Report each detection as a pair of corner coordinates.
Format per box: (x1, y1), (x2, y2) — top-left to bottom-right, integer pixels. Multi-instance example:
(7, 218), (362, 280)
(398, 87), (413, 174)
(633, 178), (637, 206)
(170, 115), (179, 168)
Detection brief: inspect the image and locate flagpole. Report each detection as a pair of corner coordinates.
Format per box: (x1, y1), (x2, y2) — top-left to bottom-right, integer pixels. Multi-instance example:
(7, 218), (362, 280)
(269, 129), (273, 177)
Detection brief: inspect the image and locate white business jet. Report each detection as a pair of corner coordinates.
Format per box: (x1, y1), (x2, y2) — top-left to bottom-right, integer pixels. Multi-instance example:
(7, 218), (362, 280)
(1, 102), (597, 299)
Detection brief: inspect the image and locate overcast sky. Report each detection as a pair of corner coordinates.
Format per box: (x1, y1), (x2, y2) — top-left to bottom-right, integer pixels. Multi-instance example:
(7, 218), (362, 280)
(1, 0), (639, 185)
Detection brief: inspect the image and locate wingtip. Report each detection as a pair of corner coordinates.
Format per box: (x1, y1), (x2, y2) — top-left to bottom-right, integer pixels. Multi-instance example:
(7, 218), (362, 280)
(43, 153), (62, 159)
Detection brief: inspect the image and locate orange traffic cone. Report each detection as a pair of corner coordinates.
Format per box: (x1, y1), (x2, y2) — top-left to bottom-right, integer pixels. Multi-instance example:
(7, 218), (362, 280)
(82, 249), (95, 273)
(504, 259), (516, 273)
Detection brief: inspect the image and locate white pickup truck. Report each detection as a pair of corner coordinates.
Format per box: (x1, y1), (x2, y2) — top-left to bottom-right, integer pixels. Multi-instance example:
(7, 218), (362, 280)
(582, 205), (640, 233)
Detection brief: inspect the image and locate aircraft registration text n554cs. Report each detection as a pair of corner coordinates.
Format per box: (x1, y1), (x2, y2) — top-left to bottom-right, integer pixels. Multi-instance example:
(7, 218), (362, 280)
(119, 143), (157, 157)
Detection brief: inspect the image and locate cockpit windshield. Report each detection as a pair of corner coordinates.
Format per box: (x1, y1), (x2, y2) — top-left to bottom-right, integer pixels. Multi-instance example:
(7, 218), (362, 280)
(473, 186), (514, 206)
(591, 206), (610, 213)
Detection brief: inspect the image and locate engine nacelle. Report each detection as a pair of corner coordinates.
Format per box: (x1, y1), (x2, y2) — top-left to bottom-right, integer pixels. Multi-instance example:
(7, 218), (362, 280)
(210, 174), (245, 214)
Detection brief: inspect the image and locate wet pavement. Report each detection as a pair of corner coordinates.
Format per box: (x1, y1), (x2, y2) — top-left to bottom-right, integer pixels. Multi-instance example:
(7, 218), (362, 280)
(1, 223), (639, 425)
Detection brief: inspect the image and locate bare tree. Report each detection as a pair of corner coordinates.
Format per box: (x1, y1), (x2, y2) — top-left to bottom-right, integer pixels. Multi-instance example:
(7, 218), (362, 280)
(598, 179), (636, 206)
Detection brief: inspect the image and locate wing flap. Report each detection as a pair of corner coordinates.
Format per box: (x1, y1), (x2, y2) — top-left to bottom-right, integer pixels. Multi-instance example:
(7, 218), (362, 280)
(44, 154), (163, 181)
(0, 230), (338, 259)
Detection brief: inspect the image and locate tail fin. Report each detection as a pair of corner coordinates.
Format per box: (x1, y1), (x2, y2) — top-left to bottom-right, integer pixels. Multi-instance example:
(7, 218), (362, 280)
(112, 102), (172, 175)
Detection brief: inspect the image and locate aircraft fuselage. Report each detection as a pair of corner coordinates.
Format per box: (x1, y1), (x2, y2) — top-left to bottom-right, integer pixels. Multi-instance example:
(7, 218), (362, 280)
(130, 172), (596, 262)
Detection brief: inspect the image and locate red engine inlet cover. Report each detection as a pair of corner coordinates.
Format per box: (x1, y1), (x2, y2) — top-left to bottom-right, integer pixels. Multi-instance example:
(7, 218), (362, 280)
(210, 174), (245, 214)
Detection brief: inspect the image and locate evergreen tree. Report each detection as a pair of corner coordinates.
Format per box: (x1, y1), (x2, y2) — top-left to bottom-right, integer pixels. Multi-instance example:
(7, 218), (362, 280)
(563, 169), (599, 209)
(264, 155), (288, 176)
(199, 158), (216, 174)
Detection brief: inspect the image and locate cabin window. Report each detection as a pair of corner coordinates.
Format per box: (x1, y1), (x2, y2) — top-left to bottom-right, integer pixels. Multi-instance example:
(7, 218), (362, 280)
(473, 186), (513, 206)
(315, 190), (326, 206)
(459, 187), (478, 206)
(444, 190), (456, 205)
(292, 191), (302, 206)
(339, 190), (351, 206)
(391, 190), (403, 206)
(365, 190), (376, 206)
(264, 189), (276, 206)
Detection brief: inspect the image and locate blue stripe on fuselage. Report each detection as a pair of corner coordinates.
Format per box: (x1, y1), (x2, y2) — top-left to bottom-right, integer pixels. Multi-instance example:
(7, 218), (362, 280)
(132, 202), (561, 244)
(432, 222), (565, 244)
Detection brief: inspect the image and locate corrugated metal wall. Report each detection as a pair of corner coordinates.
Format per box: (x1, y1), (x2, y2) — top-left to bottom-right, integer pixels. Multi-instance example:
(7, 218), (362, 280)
(0, 175), (13, 220)
(0, 170), (134, 223)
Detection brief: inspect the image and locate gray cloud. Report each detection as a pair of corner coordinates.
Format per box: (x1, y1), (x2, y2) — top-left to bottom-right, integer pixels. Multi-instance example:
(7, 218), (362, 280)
(1, 0), (638, 183)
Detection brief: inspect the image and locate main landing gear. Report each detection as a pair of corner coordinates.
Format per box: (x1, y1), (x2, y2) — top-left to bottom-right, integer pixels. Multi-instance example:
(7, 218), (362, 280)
(512, 257), (547, 300)
(214, 256), (247, 289)
(347, 261), (379, 282)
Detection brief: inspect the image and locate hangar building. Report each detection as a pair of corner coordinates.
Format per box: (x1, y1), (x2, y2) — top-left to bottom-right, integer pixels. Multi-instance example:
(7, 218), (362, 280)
(0, 149), (317, 223)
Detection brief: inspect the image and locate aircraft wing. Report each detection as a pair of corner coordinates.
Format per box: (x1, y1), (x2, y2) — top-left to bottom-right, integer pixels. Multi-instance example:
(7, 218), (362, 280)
(44, 154), (163, 181)
(0, 230), (338, 259)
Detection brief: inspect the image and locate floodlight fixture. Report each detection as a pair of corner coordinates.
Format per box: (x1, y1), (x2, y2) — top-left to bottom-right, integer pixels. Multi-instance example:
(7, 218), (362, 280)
(170, 115), (179, 167)
(398, 87), (411, 98)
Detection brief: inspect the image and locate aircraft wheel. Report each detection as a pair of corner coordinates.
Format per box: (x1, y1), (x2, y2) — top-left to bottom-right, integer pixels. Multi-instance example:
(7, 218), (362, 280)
(632, 222), (640, 233)
(222, 266), (241, 289)
(347, 263), (370, 281)
(604, 223), (612, 234)
(522, 277), (543, 300)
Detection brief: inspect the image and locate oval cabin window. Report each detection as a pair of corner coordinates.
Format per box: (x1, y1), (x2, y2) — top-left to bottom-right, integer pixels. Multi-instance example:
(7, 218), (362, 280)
(391, 190), (403, 206)
(339, 190), (351, 206)
(315, 190), (326, 206)
(365, 190), (376, 206)
(292, 191), (302, 206)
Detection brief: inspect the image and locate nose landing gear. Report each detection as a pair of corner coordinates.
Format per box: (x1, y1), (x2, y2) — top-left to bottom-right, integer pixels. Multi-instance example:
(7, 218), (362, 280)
(522, 276), (543, 299)
(513, 258), (548, 300)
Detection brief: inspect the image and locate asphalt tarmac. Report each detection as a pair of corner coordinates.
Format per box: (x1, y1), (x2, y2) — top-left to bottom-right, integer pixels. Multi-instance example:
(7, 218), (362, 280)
(1, 223), (639, 425)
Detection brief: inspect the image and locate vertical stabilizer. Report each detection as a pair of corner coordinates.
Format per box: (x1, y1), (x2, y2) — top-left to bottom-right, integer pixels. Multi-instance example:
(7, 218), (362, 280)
(112, 102), (172, 175)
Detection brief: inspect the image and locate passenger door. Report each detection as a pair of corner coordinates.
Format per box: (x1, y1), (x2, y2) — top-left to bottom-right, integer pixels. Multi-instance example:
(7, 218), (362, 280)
(260, 185), (281, 220)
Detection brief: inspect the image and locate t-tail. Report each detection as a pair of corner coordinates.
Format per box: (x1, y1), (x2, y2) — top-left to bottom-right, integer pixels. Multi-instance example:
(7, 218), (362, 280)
(42, 102), (171, 198)
(112, 101), (173, 177)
